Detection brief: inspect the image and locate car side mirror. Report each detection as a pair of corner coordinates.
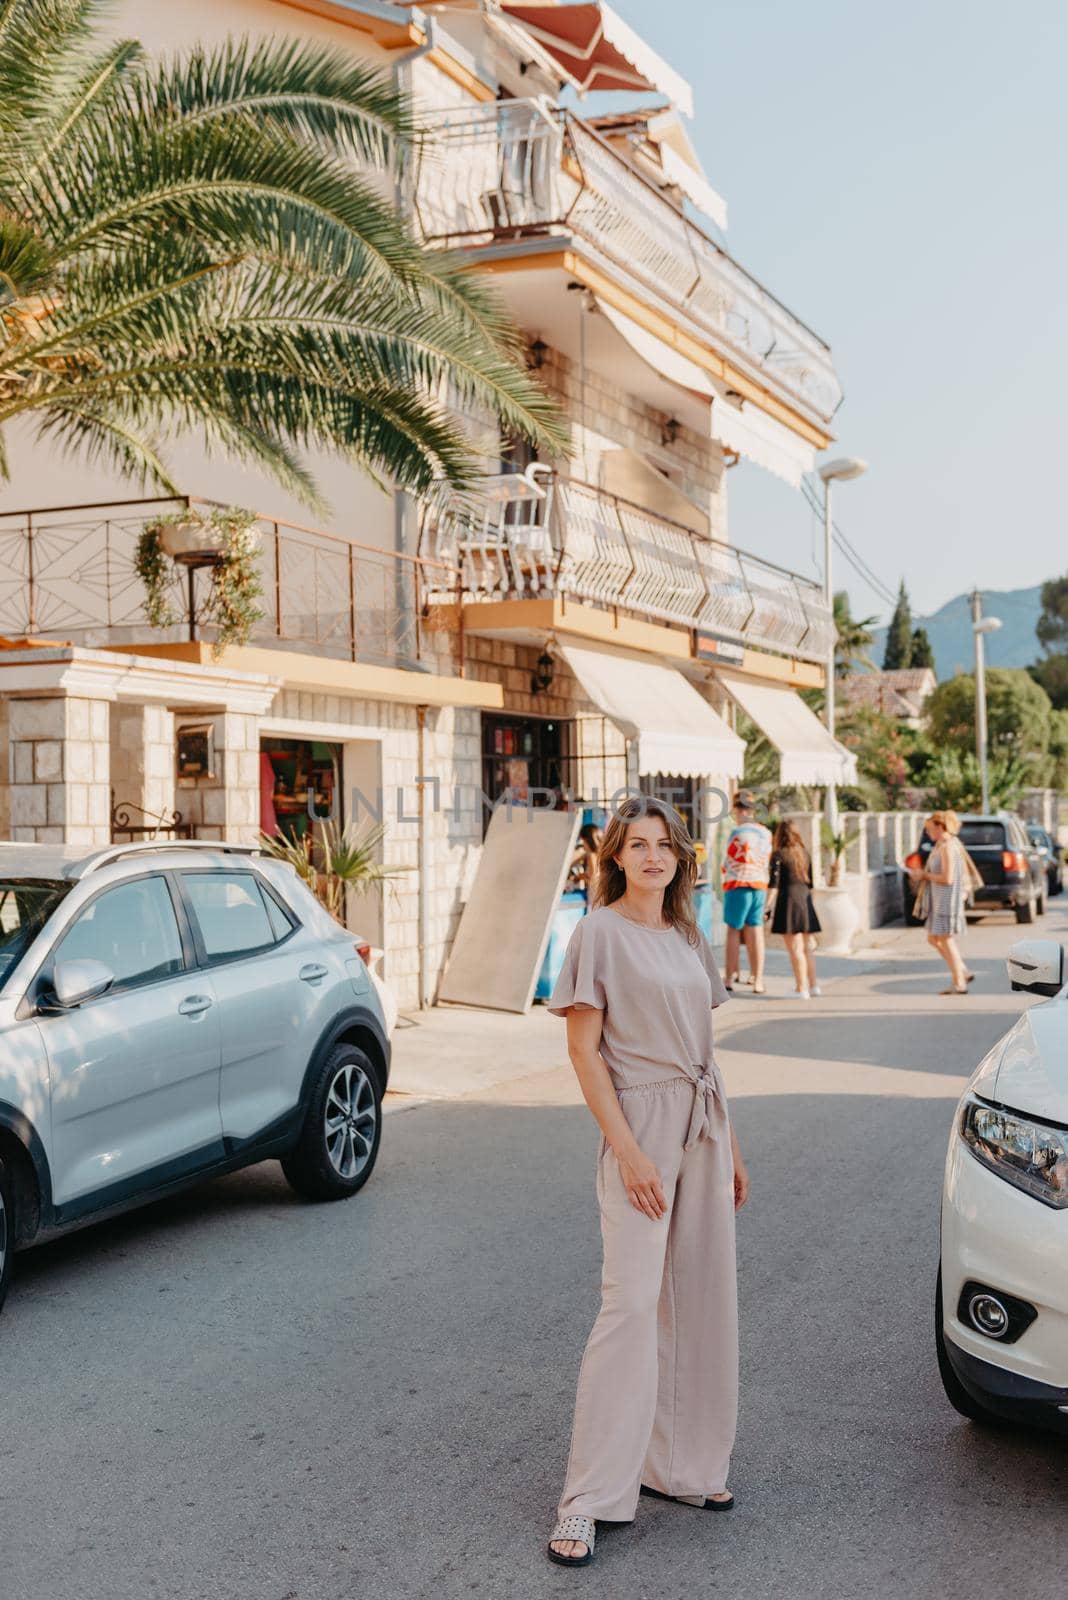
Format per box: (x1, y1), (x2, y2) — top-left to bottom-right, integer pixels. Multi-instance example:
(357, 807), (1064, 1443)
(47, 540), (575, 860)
(1007, 939), (1065, 998)
(49, 958), (116, 1009)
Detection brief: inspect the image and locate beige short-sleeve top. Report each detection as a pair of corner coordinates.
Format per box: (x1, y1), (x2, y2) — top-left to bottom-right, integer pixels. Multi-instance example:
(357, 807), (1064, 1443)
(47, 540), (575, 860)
(548, 905), (730, 1091)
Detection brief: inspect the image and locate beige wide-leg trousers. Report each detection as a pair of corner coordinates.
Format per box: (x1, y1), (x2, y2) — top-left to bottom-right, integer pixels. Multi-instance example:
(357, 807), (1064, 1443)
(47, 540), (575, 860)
(558, 1071), (738, 1524)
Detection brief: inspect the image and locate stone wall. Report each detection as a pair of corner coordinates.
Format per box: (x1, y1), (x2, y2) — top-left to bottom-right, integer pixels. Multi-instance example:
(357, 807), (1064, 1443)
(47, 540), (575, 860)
(176, 711), (260, 844)
(268, 689), (483, 1011)
(111, 703), (176, 827)
(7, 696), (110, 846)
(537, 343), (728, 537)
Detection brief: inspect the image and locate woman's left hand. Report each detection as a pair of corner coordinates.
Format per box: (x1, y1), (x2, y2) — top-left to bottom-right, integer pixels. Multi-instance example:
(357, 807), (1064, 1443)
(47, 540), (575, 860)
(733, 1158), (750, 1210)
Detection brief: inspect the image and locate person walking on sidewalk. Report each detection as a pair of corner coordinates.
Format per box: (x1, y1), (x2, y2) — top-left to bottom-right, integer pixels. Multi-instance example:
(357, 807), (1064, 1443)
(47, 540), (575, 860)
(721, 790), (772, 995)
(546, 796), (749, 1569)
(769, 820), (822, 998)
(912, 810), (978, 995)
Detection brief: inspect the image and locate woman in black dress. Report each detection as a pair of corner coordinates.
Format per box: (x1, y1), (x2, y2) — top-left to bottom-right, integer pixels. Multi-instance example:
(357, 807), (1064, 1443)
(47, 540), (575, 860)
(769, 820), (822, 998)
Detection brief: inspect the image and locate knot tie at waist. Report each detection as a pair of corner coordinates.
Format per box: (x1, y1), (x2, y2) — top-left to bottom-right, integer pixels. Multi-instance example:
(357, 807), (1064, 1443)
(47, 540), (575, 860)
(684, 1068), (723, 1151)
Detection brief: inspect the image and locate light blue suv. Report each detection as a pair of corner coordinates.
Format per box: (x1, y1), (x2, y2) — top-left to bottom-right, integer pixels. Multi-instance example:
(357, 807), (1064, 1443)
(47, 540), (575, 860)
(0, 841), (390, 1317)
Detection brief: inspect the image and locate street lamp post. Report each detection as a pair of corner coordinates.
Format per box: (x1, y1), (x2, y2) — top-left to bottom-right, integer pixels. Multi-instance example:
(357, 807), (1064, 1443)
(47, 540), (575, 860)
(971, 590), (1003, 813)
(818, 457), (868, 835)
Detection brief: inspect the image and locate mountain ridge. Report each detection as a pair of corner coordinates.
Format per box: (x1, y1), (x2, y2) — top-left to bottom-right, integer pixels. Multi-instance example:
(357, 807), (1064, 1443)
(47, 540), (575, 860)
(870, 584), (1042, 681)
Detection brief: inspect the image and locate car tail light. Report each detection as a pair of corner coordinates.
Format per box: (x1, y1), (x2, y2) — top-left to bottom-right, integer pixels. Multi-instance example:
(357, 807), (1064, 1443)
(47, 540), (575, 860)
(1002, 850), (1026, 873)
(354, 940), (371, 965)
(905, 851), (923, 872)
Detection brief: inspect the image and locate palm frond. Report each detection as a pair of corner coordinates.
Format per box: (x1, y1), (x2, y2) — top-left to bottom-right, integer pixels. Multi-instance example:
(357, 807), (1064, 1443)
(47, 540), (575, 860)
(0, 0), (97, 135)
(0, 11), (565, 504)
(33, 399), (180, 492)
(139, 36), (416, 169)
(21, 36), (144, 181)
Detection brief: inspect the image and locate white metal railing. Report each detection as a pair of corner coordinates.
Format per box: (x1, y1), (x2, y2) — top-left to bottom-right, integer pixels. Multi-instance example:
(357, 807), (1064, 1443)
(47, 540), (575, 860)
(414, 100), (842, 426)
(421, 468), (834, 663)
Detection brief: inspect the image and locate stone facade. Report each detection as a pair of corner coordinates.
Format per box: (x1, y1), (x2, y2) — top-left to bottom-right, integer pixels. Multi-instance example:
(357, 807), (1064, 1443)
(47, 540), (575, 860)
(177, 711), (261, 844)
(538, 344), (728, 538)
(7, 696), (111, 845)
(268, 689), (483, 1009)
(111, 703), (175, 827)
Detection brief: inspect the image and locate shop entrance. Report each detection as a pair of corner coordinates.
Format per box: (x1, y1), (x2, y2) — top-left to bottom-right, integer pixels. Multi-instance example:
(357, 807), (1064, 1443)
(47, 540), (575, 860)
(481, 712), (568, 812)
(260, 737), (342, 843)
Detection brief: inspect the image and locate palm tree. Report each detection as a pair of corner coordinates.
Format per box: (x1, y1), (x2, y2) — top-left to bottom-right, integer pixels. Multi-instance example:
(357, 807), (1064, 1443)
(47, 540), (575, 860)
(833, 590), (877, 677)
(0, 1), (564, 507)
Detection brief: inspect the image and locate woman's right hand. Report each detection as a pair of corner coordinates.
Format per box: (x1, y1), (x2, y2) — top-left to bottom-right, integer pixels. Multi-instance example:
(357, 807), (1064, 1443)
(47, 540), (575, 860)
(616, 1148), (667, 1219)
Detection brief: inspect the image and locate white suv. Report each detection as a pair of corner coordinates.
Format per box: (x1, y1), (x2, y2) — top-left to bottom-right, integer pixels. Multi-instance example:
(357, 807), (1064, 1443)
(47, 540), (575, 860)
(0, 841), (390, 1318)
(937, 938), (1068, 1432)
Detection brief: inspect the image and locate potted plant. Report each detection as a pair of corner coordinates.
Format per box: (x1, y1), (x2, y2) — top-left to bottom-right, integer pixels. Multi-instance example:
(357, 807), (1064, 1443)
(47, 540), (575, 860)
(258, 819), (410, 923)
(135, 506), (264, 652)
(811, 819), (862, 954)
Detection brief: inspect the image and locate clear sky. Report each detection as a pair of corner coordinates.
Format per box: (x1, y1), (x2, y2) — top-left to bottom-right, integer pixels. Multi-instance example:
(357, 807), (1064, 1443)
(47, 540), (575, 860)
(610, 0), (1068, 623)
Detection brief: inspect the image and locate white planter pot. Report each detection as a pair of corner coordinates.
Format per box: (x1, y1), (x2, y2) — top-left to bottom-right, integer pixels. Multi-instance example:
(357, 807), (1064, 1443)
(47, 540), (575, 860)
(811, 884), (861, 955)
(157, 521), (224, 562)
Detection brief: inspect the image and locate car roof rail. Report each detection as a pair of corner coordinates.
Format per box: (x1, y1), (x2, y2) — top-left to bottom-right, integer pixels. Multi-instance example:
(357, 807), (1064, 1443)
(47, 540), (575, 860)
(76, 839), (264, 877)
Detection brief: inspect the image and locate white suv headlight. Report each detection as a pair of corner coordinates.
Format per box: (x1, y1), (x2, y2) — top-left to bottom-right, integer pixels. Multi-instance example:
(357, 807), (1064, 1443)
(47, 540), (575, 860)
(961, 1096), (1068, 1209)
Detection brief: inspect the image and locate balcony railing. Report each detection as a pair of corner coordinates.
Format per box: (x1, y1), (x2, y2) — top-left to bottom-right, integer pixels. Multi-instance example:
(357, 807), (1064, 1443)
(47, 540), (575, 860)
(420, 467), (834, 664)
(414, 100), (842, 426)
(0, 497), (463, 674)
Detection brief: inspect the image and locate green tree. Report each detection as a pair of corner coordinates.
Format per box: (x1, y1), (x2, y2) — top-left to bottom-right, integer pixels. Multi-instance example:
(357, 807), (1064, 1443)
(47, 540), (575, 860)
(1030, 575), (1068, 710)
(833, 590), (877, 676)
(0, 1), (564, 506)
(922, 748), (1028, 812)
(1030, 655), (1068, 710)
(882, 580), (913, 670)
(1036, 576), (1068, 653)
(909, 626), (935, 670)
(1049, 708), (1068, 789)
(924, 668), (1052, 781)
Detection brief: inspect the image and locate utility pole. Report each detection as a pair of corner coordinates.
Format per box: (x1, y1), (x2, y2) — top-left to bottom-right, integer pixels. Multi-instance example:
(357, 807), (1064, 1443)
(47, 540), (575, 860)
(972, 588), (990, 814)
(823, 474), (838, 834)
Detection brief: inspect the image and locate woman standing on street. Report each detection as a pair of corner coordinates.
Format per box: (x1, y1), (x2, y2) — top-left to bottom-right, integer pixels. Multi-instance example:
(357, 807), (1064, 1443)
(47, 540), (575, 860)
(546, 797), (749, 1569)
(768, 819), (822, 998)
(914, 810), (975, 995)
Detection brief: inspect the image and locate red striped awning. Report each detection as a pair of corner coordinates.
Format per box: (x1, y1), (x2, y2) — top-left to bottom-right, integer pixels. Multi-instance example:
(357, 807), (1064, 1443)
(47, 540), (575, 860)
(499, 3), (693, 115)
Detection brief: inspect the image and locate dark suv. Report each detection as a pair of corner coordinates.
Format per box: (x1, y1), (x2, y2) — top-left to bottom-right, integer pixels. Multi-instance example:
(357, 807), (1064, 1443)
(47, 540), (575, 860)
(902, 813), (1046, 926)
(1026, 823), (1064, 897)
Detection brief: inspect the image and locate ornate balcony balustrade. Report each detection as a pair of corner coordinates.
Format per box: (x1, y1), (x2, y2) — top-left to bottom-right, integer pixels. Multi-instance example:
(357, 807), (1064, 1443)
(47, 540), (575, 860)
(421, 467), (834, 664)
(414, 100), (842, 427)
(0, 497), (462, 673)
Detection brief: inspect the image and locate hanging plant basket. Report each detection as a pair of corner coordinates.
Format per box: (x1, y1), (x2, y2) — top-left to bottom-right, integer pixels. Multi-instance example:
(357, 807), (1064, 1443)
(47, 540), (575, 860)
(156, 519), (226, 563)
(136, 507), (264, 654)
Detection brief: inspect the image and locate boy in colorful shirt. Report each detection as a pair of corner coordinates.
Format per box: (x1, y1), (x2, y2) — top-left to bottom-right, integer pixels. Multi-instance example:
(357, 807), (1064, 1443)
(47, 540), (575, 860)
(722, 789), (772, 994)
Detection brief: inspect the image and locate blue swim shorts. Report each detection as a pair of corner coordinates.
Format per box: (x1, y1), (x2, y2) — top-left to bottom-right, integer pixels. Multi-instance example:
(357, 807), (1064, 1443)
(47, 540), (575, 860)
(722, 886), (767, 929)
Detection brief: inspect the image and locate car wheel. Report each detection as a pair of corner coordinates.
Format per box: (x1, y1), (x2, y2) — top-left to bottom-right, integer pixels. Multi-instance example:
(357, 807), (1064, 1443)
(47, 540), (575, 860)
(281, 1044), (383, 1201)
(1036, 887), (1046, 916)
(1015, 895), (1036, 924)
(1052, 870), (1063, 898)
(935, 1269), (1003, 1427)
(0, 1155), (13, 1318)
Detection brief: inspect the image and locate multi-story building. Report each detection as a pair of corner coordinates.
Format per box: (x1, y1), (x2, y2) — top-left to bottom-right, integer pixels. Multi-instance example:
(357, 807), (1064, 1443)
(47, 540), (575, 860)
(0, 0), (854, 1009)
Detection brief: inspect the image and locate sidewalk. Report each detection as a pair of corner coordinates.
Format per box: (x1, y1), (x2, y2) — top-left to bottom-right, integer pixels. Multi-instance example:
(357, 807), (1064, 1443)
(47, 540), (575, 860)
(384, 924), (915, 1107)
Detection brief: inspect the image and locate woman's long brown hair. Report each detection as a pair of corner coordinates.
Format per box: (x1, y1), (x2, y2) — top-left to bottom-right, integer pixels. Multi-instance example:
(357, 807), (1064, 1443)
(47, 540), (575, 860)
(593, 796), (700, 946)
(773, 819), (811, 879)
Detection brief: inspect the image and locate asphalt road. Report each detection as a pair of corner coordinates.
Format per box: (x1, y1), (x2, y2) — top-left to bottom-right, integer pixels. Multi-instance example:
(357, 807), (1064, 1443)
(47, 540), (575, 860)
(5, 903), (1068, 1600)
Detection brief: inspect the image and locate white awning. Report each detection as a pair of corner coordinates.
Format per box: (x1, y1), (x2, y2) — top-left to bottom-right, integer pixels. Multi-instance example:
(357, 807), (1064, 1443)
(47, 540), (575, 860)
(716, 669), (857, 786)
(596, 298), (715, 398)
(500, 3), (694, 116)
(557, 643), (745, 779)
(657, 143), (728, 231)
(593, 300), (814, 490)
(710, 396), (816, 489)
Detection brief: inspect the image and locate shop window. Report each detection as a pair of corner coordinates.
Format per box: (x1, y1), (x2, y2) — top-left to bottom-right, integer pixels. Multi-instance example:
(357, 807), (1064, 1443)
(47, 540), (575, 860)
(260, 738), (341, 843)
